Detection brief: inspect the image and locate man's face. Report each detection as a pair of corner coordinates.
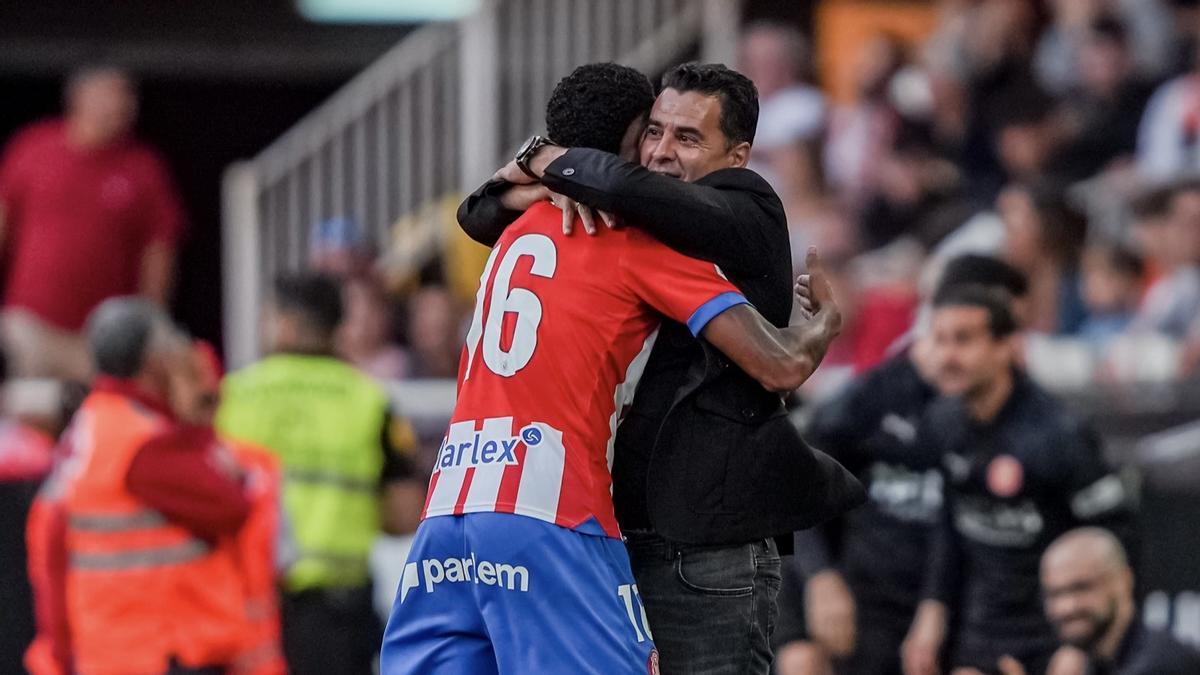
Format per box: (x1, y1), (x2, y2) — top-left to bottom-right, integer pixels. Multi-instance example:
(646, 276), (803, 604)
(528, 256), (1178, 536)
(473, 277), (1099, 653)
(1042, 555), (1122, 651)
(640, 88), (749, 182)
(930, 305), (1011, 398)
(69, 72), (137, 145)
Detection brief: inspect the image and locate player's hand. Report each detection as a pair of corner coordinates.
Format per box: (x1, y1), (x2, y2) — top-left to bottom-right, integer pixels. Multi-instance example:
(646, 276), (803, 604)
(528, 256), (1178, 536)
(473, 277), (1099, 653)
(775, 640), (834, 675)
(492, 159), (538, 185)
(902, 601), (946, 675)
(805, 570), (856, 658)
(499, 183), (552, 212)
(795, 247), (841, 331)
(551, 193), (615, 236)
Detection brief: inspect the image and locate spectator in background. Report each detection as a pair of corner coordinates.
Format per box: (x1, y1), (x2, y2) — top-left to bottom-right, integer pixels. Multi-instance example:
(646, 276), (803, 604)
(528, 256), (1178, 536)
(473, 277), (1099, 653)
(1077, 244), (1144, 348)
(987, 88), (1062, 204)
(956, 0), (1042, 204)
(1035, 0), (1176, 97)
(858, 125), (971, 251)
(825, 32), (907, 209)
(337, 273), (409, 381)
(404, 285), (463, 379)
(902, 285), (1134, 675)
(998, 180), (1089, 334)
(217, 273), (425, 675)
(755, 131), (854, 278)
(1137, 42), (1200, 181)
(0, 66), (184, 381)
(1047, 15), (1155, 182)
(1129, 181), (1200, 337)
(739, 20), (826, 184)
(1032, 528), (1200, 675)
(47, 298), (251, 675)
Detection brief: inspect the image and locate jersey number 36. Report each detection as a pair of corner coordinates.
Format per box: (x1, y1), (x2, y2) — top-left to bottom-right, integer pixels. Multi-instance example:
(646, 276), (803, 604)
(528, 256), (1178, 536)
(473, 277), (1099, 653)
(464, 234), (558, 379)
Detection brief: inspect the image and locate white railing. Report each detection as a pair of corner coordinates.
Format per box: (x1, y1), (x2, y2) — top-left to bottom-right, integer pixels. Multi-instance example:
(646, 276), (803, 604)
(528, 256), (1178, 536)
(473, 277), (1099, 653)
(222, 0), (741, 369)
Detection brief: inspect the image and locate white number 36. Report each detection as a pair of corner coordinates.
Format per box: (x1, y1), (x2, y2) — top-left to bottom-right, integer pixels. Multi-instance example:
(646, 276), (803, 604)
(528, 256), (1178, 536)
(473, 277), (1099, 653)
(464, 234), (558, 379)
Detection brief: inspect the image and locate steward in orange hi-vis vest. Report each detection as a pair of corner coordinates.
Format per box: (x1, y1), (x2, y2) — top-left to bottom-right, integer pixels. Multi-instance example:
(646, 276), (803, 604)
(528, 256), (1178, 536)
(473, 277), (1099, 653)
(61, 382), (247, 675)
(226, 442), (287, 675)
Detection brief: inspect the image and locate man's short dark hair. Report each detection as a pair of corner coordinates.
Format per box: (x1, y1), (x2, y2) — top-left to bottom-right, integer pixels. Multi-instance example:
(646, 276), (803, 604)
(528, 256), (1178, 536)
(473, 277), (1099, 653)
(274, 273), (343, 335)
(932, 283), (1018, 339)
(545, 63), (654, 154)
(938, 255), (1029, 299)
(660, 62), (759, 147)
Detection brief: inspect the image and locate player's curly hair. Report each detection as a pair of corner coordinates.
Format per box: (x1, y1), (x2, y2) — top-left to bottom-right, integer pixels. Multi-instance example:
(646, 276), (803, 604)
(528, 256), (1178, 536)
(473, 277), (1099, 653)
(545, 63), (654, 154)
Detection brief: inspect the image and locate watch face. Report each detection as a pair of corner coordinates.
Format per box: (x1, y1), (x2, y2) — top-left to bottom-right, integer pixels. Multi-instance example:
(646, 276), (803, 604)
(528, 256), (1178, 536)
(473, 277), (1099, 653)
(518, 135), (539, 158)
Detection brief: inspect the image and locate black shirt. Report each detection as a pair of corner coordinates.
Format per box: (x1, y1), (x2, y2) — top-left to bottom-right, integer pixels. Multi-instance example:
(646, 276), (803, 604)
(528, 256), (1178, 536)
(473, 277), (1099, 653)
(1086, 620), (1200, 675)
(805, 352), (941, 616)
(921, 372), (1135, 662)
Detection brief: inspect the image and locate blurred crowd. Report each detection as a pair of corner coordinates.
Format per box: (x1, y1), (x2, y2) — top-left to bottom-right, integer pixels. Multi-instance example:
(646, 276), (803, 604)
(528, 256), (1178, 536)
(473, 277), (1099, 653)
(742, 0), (1200, 396)
(738, 2), (1200, 674)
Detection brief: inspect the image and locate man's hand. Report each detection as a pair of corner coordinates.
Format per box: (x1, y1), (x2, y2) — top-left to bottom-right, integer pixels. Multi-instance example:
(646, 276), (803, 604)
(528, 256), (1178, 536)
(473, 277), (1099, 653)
(493, 159), (537, 185)
(775, 640), (834, 675)
(1045, 646), (1087, 675)
(493, 145), (571, 185)
(499, 183), (552, 212)
(551, 193), (616, 236)
(805, 570), (856, 658)
(902, 600), (947, 675)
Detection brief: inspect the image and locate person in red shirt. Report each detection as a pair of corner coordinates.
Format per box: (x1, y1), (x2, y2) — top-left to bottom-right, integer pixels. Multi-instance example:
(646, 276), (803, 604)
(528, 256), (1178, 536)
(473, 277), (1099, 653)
(0, 66), (184, 381)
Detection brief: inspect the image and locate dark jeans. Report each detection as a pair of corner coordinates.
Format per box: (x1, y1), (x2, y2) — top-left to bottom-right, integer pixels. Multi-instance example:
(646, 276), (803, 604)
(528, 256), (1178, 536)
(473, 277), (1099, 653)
(625, 531), (782, 675)
(281, 585), (381, 675)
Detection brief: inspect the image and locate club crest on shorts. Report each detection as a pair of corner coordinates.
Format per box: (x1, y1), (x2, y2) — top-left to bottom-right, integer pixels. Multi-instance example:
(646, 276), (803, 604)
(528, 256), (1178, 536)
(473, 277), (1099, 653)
(986, 454), (1024, 498)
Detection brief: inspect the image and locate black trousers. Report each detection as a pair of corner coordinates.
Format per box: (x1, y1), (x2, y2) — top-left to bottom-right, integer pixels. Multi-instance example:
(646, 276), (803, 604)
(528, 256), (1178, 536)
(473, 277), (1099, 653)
(281, 585), (382, 675)
(625, 531), (782, 675)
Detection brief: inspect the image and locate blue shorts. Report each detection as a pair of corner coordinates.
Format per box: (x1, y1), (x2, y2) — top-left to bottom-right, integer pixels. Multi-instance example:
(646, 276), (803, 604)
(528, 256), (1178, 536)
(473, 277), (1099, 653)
(381, 512), (659, 675)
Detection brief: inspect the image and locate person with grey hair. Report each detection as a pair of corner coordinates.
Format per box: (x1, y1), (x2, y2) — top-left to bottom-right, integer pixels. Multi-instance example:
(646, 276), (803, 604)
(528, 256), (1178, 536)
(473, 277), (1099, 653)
(40, 297), (254, 675)
(0, 65), (185, 382)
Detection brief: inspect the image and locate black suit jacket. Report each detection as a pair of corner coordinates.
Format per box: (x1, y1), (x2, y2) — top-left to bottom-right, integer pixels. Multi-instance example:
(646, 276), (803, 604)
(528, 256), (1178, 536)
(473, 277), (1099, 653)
(458, 148), (864, 546)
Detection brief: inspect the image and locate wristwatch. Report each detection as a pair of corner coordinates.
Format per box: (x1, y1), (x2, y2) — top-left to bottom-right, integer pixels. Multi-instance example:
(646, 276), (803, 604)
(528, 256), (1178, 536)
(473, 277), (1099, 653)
(514, 135), (556, 180)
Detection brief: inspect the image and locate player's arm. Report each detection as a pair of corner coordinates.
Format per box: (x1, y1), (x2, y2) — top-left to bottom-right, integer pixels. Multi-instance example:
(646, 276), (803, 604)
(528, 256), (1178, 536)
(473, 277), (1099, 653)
(456, 178), (552, 246)
(698, 248), (841, 393)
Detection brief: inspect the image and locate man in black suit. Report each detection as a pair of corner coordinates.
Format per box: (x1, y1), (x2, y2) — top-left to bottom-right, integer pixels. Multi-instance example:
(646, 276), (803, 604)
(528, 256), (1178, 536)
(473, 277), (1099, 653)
(459, 62), (863, 674)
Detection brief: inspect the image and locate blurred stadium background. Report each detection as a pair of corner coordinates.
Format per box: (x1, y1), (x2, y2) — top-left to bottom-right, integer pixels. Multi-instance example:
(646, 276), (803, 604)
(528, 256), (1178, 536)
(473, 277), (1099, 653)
(4, 0), (1200, 668)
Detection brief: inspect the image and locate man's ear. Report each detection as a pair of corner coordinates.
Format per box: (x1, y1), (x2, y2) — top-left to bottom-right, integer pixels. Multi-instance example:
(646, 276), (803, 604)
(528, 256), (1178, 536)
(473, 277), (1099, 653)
(727, 141), (752, 169)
